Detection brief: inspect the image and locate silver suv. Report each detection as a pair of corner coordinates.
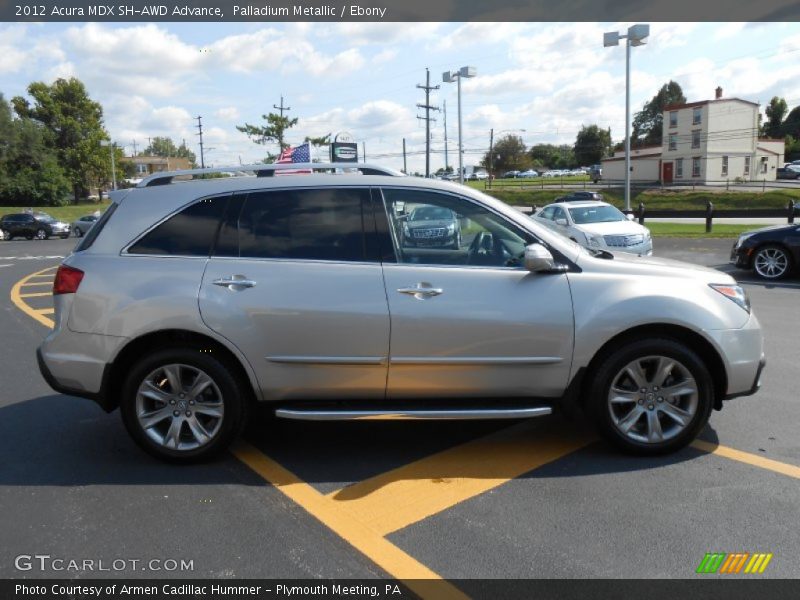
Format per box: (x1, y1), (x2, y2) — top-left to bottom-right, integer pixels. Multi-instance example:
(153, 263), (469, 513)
(38, 164), (765, 462)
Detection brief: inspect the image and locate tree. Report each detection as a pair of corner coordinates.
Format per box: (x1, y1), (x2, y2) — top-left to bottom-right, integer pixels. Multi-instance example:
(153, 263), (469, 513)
(12, 78), (107, 204)
(763, 97), (788, 138)
(780, 106), (800, 140)
(481, 134), (529, 174)
(0, 93), (70, 206)
(785, 135), (800, 162)
(574, 125), (612, 166)
(631, 81), (687, 146)
(142, 136), (197, 167)
(237, 112), (298, 151)
(304, 133), (331, 162)
(528, 143), (574, 169)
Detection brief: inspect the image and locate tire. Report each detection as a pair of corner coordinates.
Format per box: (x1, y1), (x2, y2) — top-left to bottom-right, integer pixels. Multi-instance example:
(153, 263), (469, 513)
(60, 234), (69, 239)
(752, 244), (792, 280)
(120, 347), (249, 463)
(2, 229), (10, 241)
(587, 338), (713, 455)
(73, 227), (83, 238)
(25, 234), (33, 240)
(35, 228), (47, 240)
(451, 233), (462, 250)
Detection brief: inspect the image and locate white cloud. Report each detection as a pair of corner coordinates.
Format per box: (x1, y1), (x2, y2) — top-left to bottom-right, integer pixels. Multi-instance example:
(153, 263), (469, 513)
(215, 107), (240, 121)
(332, 23), (441, 45)
(436, 22), (527, 50)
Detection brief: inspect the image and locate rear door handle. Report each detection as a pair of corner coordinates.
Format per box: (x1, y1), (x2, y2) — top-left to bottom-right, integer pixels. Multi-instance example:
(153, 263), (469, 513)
(397, 284), (443, 299)
(213, 275), (257, 290)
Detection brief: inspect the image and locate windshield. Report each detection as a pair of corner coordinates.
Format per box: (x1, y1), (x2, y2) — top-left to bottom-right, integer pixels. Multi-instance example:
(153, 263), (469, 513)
(569, 205), (625, 224)
(411, 206), (452, 221)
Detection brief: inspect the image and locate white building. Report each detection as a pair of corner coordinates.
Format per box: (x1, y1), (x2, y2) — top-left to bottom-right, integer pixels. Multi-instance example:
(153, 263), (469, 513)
(602, 88), (784, 184)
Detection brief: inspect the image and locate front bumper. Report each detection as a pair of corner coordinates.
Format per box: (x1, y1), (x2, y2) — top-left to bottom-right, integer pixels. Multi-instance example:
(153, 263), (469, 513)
(704, 312), (765, 400)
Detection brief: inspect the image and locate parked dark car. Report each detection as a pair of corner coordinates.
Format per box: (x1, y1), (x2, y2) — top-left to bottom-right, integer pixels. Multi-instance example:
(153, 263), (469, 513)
(71, 214), (99, 237)
(401, 205), (462, 249)
(1, 213), (70, 240)
(777, 167), (800, 180)
(502, 170), (521, 178)
(555, 191), (605, 202)
(730, 223), (800, 280)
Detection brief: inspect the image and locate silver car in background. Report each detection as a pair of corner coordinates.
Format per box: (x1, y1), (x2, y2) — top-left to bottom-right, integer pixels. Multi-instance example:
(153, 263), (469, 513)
(71, 214), (99, 237)
(38, 163), (764, 462)
(534, 201), (653, 255)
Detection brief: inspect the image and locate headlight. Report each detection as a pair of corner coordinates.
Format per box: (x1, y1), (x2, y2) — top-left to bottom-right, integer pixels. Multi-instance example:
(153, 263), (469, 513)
(585, 233), (601, 248)
(643, 229), (651, 240)
(736, 233), (754, 247)
(446, 224), (455, 234)
(709, 284), (750, 313)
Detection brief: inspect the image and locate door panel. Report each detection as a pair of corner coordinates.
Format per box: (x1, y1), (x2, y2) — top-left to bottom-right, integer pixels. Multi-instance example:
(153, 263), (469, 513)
(377, 188), (575, 400)
(198, 187), (390, 401)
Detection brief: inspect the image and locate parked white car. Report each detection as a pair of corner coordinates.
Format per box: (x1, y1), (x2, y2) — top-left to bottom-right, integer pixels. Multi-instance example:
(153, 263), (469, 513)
(533, 201), (653, 255)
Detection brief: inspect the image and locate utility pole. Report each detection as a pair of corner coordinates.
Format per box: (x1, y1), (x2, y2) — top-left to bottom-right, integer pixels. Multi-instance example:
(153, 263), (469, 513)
(488, 128), (494, 177)
(132, 139), (138, 156)
(362, 141), (366, 163)
(402, 138), (407, 174)
(443, 100), (449, 173)
(416, 68), (440, 177)
(195, 115), (205, 169)
(273, 95), (291, 118)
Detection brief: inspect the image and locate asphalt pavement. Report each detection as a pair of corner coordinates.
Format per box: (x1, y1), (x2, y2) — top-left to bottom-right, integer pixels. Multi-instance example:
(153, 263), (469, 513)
(1, 234), (798, 587)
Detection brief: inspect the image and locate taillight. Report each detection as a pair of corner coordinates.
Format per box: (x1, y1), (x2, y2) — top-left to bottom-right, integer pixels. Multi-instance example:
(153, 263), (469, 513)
(53, 264), (84, 295)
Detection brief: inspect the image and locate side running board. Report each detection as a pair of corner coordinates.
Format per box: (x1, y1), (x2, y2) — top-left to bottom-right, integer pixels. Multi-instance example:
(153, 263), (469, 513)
(274, 406), (552, 421)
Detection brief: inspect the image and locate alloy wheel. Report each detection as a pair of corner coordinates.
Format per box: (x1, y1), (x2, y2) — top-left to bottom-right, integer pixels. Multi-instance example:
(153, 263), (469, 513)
(754, 247), (789, 279)
(36, 229), (46, 240)
(607, 355), (699, 444)
(135, 363), (225, 451)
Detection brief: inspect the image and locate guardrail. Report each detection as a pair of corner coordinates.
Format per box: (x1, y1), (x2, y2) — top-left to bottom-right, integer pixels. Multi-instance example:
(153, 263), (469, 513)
(518, 200), (798, 232)
(634, 200), (798, 232)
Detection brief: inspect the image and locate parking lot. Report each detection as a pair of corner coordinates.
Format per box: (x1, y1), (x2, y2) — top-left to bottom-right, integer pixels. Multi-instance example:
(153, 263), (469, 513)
(1, 235), (799, 590)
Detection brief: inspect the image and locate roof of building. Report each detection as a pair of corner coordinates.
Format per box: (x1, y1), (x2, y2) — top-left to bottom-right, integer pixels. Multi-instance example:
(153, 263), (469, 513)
(664, 98), (759, 111)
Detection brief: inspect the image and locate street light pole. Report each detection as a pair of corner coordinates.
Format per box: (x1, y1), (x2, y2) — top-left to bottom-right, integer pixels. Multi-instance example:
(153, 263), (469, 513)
(100, 140), (117, 191)
(604, 24), (649, 213)
(443, 66), (476, 185)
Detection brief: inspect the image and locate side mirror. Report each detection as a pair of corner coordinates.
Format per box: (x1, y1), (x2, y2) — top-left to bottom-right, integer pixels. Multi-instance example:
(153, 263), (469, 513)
(555, 218), (568, 226)
(626, 213), (635, 221)
(524, 243), (557, 272)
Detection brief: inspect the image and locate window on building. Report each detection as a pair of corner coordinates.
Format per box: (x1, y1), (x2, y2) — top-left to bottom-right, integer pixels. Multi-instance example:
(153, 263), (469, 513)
(675, 158), (683, 178)
(692, 157), (701, 178)
(692, 107), (702, 125)
(669, 111), (678, 128)
(744, 156), (751, 175)
(691, 130), (701, 149)
(668, 134), (677, 151)
(722, 156), (728, 177)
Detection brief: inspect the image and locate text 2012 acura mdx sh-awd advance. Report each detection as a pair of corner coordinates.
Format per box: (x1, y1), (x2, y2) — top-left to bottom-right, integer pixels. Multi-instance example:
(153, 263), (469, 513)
(38, 164), (765, 462)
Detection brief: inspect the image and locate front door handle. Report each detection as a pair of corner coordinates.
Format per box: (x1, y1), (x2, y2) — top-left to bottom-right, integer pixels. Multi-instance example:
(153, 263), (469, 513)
(397, 283), (443, 300)
(213, 275), (257, 290)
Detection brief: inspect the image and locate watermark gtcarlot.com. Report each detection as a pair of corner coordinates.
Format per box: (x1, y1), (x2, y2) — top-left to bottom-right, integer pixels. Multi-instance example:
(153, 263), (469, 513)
(15, 555), (194, 573)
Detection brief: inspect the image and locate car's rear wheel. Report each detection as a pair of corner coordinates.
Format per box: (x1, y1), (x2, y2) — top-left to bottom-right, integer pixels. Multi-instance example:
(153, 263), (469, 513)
(120, 348), (248, 462)
(588, 338), (713, 455)
(752, 245), (791, 280)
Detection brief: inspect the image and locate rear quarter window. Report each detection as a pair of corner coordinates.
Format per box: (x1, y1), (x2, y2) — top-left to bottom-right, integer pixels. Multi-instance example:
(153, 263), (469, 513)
(75, 203), (118, 252)
(127, 195), (229, 256)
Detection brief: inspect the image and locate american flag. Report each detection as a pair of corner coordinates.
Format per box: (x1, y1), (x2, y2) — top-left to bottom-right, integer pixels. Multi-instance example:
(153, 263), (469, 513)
(274, 142), (312, 175)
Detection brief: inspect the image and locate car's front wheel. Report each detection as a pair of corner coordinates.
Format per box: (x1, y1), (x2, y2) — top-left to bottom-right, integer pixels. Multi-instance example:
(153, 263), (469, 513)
(1, 229), (10, 240)
(752, 245), (791, 280)
(35, 228), (48, 240)
(73, 227), (83, 237)
(588, 338), (713, 455)
(120, 348), (249, 462)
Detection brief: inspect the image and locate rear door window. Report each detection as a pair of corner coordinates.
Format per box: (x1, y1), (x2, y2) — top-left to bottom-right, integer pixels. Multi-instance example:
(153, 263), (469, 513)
(219, 188), (372, 262)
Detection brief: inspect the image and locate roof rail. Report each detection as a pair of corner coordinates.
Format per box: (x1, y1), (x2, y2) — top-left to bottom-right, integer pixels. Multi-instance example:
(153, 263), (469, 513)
(136, 162), (405, 187)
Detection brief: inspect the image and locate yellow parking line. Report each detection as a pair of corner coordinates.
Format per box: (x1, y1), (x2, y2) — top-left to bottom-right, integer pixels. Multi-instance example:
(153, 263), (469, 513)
(19, 292), (52, 298)
(19, 281), (53, 287)
(27, 272), (57, 278)
(691, 440), (800, 480)
(327, 422), (594, 536)
(10, 267), (56, 329)
(232, 443), (470, 600)
(37, 308), (55, 315)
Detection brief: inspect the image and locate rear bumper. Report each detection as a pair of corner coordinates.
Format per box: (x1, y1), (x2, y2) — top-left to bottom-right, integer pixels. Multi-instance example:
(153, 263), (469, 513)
(37, 346), (115, 411)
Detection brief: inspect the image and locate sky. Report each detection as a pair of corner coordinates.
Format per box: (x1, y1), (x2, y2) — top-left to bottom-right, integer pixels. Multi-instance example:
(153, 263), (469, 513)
(1, 21), (800, 173)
